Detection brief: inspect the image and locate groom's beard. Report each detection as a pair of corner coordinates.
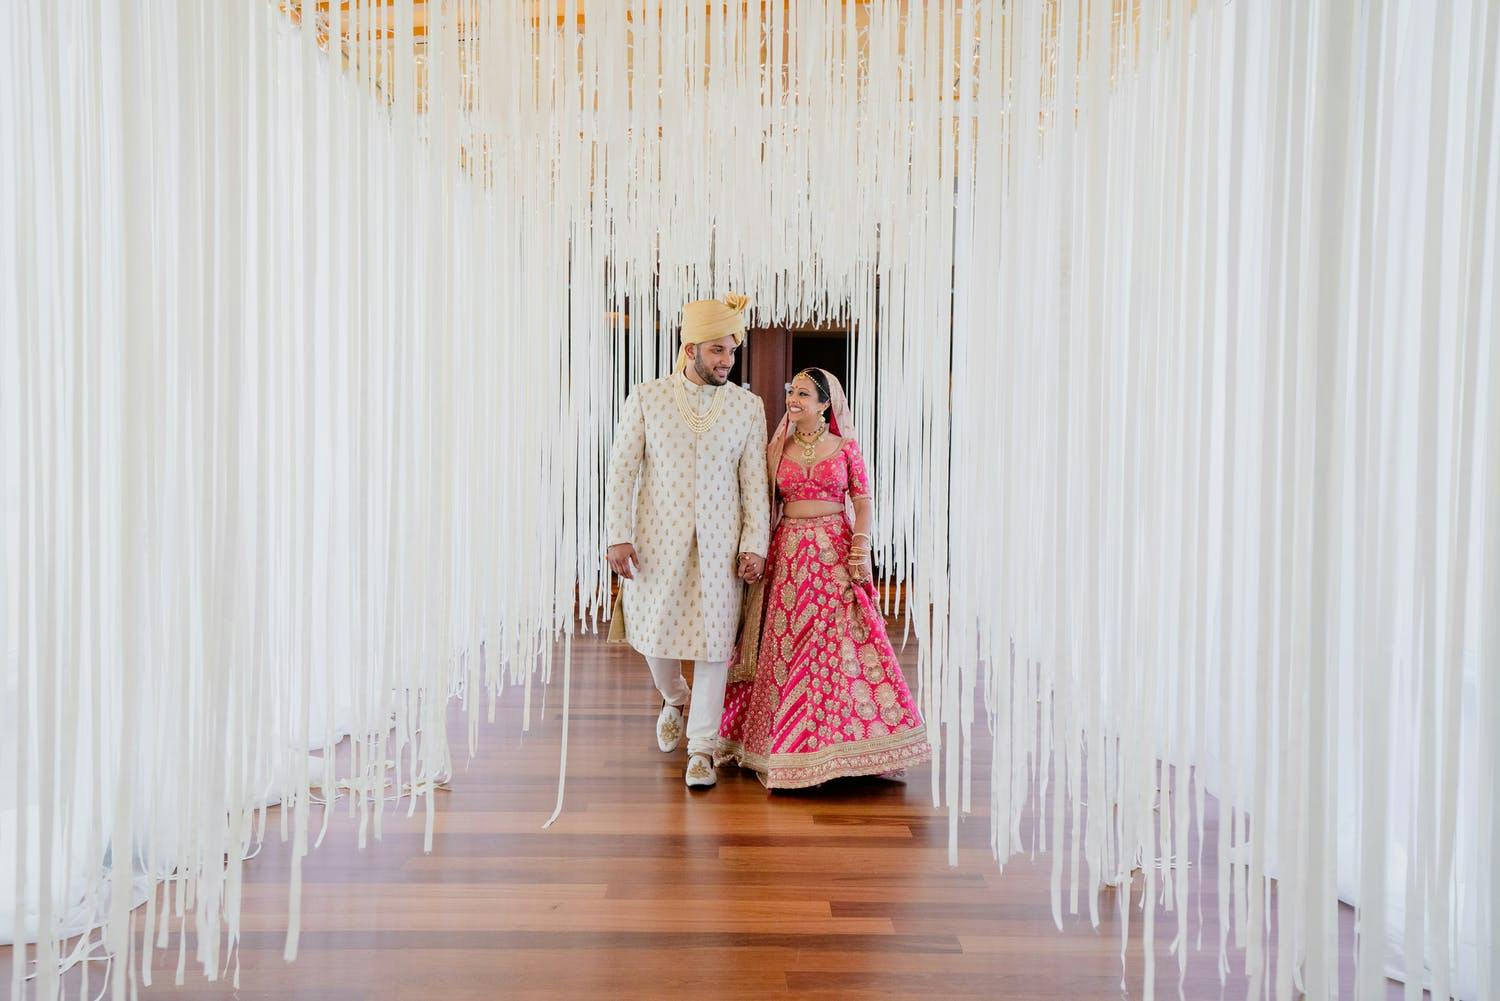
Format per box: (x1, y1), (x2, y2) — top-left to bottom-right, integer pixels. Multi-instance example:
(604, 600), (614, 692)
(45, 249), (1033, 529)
(694, 356), (729, 386)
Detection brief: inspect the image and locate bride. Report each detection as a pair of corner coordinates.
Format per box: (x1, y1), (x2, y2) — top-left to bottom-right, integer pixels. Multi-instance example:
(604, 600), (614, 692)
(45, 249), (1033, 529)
(716, 368), (931, 788)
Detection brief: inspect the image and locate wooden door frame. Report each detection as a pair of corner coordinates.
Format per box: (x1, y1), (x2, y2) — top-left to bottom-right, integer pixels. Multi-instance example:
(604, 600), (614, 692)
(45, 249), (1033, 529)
(745, 326), (793, 436)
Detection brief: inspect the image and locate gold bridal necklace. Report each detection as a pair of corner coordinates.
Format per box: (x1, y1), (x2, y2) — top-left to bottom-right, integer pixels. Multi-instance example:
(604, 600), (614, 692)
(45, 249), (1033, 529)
(793, 418), (828, 462)
(672, 374), (728, 435)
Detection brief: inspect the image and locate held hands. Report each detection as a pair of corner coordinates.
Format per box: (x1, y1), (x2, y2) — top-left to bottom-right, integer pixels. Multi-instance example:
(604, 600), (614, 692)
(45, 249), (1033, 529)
(607, 543), (639, 580)
(736, 553), (766, 583)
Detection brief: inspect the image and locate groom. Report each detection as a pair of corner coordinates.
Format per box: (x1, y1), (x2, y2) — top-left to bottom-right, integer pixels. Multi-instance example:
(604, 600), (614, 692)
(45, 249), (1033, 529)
(604, 294), (770, 788)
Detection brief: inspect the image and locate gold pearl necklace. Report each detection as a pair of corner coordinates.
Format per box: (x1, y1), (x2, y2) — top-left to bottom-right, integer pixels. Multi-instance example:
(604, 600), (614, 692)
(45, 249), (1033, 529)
(792, 419), (827, 462)
(672, 375), (728, 435)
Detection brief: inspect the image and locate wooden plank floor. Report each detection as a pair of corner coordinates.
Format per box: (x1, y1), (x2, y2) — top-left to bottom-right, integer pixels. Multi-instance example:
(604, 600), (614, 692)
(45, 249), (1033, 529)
(3, 629), (1401, 999)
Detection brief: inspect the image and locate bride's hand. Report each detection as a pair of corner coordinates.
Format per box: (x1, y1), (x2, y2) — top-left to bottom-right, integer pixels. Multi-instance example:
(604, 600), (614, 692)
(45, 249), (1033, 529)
(846, 552), (872, 584)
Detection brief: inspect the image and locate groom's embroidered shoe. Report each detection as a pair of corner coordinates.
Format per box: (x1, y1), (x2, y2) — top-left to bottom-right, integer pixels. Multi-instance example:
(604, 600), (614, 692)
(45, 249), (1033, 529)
(684, 752), (717, 788)
(656, 701), (685, 752)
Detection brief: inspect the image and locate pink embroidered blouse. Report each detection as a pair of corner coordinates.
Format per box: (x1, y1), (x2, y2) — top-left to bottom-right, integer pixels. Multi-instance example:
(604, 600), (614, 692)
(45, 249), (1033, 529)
(775, 438), (871, 504)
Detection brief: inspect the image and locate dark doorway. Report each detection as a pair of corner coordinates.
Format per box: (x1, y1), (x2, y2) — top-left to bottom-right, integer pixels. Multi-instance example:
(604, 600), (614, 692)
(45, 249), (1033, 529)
(726, 340), (747, 388)
(789, 330), (848, 394)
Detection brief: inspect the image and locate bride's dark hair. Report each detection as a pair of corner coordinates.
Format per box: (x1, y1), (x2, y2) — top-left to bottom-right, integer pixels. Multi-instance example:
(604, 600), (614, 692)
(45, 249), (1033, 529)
(794, 368), (832, 405)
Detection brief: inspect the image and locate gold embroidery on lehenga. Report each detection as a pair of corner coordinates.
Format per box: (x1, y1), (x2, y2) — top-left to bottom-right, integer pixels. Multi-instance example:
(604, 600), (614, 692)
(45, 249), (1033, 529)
(716, 516), (933, 791)
(721, 725), (933, 790)
(815, 529), (838, 565)
(774, 676), (811, 732)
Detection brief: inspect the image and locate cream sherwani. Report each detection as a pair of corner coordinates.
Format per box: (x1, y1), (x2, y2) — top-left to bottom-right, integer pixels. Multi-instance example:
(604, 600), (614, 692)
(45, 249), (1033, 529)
(606, 374), (770, 662)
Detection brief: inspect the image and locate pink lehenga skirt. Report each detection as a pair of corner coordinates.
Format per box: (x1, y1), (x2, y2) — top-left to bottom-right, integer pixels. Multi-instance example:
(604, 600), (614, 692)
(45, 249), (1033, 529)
(717, 514), (931, 789)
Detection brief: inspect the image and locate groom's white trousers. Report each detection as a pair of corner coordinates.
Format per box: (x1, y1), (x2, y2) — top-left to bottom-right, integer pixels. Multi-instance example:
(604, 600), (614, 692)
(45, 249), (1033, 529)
(644, 655), (728, 755)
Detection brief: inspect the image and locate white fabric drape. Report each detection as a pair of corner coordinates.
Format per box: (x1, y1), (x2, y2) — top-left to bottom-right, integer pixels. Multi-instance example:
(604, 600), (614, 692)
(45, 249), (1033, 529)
(3, 2), (1495, 999)
(939, 3), (1498, 999)
(2, 1), (580, 995)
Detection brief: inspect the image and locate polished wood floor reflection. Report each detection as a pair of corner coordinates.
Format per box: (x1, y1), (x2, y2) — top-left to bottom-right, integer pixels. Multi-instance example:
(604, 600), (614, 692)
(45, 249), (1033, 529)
(4, 630), (1397, 999)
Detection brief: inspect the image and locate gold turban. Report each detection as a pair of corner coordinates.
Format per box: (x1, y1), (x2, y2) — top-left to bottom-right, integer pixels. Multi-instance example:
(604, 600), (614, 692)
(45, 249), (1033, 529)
(675, 293), (750, 373)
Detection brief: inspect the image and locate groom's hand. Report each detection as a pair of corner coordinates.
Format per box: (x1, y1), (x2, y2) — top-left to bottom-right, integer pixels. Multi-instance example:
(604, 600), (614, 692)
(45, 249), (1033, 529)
(737, 553), (765, 583)
(607, 543), (638, 580)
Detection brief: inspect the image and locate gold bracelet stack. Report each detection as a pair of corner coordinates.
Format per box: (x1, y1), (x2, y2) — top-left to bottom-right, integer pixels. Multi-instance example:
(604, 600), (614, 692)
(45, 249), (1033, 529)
(849, 532), (871, 564)
(848, 542), (871, 582)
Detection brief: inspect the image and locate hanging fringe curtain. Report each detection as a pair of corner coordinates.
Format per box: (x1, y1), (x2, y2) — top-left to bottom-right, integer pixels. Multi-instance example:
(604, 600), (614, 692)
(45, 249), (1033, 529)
(3, 1), (1495, 999)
